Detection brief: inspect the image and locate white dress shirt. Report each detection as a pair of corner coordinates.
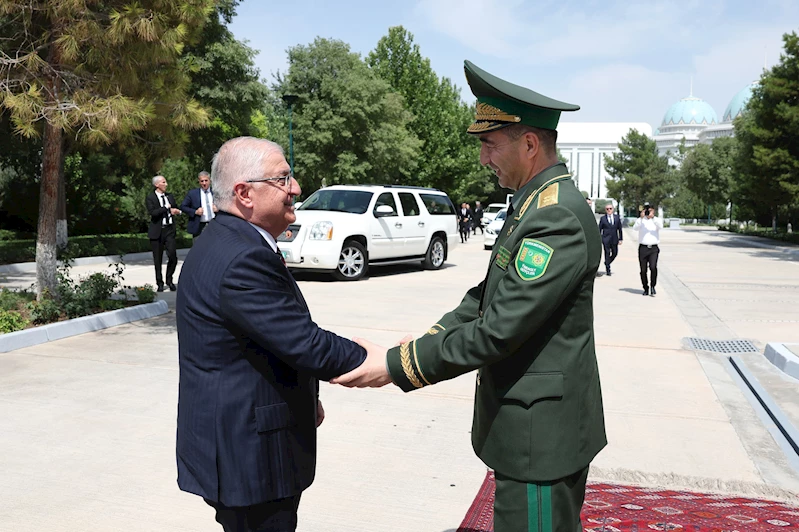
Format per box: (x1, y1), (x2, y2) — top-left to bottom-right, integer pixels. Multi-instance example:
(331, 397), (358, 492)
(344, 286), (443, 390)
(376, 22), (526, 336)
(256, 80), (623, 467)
(156, 191), (172, 226)
(200, 189), (215, 222)
(248, 222), (278, 253)
(634, 216), (663, 246)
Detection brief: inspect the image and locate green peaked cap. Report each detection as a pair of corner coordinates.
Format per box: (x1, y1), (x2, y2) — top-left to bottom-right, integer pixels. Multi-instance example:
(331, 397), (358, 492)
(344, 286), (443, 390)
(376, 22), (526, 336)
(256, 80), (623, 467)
(464, 60), (579, 134)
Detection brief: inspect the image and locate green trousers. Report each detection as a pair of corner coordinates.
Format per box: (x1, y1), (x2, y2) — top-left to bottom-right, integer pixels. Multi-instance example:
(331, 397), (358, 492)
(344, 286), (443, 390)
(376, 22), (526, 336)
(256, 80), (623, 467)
(493, 467), (589, 532)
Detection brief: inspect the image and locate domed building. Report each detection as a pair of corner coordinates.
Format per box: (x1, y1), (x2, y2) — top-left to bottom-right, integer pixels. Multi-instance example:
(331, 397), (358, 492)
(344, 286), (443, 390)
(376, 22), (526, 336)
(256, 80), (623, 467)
(698, 82), (756, 144)
(654, 93), (718, 156)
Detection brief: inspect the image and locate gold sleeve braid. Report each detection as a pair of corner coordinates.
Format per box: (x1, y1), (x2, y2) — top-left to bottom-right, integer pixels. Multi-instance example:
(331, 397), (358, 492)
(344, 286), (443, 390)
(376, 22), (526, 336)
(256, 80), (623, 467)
(400, 342), (424, 389)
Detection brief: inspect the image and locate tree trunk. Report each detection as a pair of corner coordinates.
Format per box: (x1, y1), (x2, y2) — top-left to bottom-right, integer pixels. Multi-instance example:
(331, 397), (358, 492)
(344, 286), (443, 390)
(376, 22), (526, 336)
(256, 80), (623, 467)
(36, 122), (63, 299)
(772, 210), (777, 233)
(56, 140), (68, 249)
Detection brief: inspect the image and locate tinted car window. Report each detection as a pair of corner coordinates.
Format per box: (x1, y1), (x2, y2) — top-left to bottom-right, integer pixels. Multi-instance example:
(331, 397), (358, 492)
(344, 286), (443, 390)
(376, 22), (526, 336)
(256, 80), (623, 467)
(298, 189), (373, 214)
(399, 193), (421, 216)
(374, 192), (397, 215)
(486, 205), (504, 214)
(420, 193), (455, 215)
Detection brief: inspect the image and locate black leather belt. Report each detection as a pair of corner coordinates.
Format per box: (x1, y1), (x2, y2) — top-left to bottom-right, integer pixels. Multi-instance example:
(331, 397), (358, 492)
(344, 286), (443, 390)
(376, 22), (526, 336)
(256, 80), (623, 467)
(639, 244), (658, 249)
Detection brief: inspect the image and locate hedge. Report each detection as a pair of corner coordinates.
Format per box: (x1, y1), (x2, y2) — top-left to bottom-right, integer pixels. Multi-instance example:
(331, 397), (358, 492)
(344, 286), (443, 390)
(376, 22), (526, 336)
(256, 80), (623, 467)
(0, 233), (193, 265)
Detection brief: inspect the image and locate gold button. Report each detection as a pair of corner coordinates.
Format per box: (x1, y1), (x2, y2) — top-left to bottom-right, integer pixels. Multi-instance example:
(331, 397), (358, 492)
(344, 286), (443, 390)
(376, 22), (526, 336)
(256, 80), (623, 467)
(479, 310), (483, 317)
(477, 374), (481, 386)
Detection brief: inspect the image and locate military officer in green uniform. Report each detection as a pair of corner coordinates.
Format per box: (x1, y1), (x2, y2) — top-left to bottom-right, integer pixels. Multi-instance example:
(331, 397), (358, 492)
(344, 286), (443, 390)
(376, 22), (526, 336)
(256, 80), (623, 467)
(332, 60), (607, 532)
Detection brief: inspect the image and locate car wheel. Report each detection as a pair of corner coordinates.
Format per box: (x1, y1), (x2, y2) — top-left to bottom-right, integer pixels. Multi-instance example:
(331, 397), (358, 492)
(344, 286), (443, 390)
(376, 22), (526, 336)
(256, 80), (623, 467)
(422, 237), (445, 270)
(332, 241), (367, 281)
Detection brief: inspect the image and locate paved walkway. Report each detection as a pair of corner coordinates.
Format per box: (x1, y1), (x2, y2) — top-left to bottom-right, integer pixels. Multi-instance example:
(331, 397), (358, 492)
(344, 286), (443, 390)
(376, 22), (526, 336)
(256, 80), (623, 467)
(2, 227), (799, 531)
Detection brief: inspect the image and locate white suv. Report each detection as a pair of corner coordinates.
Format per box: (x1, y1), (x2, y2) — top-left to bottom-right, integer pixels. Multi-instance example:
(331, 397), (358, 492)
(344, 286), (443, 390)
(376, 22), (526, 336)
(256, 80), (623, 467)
(277, 185), (459, 281)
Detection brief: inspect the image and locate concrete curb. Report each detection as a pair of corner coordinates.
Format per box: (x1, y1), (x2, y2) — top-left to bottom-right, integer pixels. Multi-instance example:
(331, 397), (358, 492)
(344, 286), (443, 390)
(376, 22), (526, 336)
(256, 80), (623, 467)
(0, 248), (191, 275)
(0, 300), (169, 353)
(765, 343), (799, 381)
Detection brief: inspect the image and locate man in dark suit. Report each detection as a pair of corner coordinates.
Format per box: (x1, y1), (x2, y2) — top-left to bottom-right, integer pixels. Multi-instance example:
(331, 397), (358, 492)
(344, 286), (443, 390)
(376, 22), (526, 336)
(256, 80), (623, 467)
(459, 202), (472, 243)
(180, 170), (217, 237)
(145, 175), (181, 291)
(598, 203), (623, 276)
(175, 136), (366, 532)
(473, 201), (484, 235)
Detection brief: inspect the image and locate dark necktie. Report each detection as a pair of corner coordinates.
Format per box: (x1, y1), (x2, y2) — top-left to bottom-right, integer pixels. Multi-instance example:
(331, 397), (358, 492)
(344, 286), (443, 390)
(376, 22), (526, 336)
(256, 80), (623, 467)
(275, 246), (286, 267)
(160, 194), (172, 226)
(507, 202), (514, 217)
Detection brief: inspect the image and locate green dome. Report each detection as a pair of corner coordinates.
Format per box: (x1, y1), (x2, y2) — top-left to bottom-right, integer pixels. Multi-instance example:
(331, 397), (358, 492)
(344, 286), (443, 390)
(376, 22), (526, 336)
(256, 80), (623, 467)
(722, 83), (756, 123)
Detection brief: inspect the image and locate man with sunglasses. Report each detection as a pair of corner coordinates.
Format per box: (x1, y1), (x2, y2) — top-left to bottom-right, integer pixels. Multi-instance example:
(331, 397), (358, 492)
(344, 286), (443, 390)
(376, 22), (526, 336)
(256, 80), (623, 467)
(598, 203), (623, 276)
(175, 137), (367, 532)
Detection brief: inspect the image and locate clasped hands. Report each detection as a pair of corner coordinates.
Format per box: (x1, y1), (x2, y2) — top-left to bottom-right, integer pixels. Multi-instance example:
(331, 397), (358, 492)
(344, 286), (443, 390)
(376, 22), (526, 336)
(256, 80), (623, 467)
(331, 335), (413, 388)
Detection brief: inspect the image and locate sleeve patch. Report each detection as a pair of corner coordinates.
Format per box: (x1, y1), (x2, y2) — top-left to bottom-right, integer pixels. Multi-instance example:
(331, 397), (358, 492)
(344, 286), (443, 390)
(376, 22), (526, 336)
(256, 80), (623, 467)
(514, 239), (554, 281)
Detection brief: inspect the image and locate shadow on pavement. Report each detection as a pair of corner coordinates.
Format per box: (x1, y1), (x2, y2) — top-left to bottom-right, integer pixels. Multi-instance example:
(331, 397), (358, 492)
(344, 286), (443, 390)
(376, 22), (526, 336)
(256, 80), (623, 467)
(701, 240), (799, 262)
(618, 288), (645, 295)
(291, 262), (456, 283)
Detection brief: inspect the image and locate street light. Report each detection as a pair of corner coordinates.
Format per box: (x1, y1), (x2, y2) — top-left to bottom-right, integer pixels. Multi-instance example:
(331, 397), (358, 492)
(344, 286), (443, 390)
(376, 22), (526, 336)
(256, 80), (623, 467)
(282, 94), (299, 176)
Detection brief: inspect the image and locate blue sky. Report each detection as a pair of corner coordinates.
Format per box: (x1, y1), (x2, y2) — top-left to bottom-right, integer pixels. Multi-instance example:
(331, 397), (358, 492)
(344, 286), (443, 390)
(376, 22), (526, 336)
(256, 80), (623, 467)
(228, 0), (799, 131)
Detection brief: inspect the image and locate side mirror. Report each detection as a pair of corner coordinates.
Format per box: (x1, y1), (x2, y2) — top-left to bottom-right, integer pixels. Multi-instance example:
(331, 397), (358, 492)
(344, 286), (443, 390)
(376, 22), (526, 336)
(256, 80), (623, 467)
(375, 204), (395, 217)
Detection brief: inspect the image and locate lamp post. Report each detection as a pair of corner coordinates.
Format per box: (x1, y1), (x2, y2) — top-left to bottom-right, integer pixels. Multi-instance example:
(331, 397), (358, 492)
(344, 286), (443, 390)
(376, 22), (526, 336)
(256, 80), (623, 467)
(282, 94), (299, 176)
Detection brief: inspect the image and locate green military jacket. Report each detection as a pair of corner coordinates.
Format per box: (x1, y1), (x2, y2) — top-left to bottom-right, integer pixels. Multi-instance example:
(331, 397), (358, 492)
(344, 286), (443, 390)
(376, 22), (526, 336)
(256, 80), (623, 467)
(386, 162), (606, 482)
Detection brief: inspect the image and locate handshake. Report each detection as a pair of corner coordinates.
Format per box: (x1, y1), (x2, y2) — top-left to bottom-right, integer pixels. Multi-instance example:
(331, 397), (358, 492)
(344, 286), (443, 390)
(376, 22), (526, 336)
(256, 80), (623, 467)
(330, 335), (413, 388)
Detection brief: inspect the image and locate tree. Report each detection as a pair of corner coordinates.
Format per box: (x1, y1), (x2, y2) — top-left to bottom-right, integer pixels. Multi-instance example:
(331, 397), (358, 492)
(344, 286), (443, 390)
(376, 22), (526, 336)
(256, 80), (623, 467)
(182, 0), (269, 165)
(680, 136), (737, 217)
(605, 129), (675, 210)
(734, 31), (799, 231)
(367, 26), (480, 192)
(0, 1), (212, 298)
(277, 38), (422, 195)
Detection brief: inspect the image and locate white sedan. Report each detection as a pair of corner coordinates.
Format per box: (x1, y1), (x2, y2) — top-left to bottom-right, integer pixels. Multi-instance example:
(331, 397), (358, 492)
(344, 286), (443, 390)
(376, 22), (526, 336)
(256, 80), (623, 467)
(483, 208), (507, 250)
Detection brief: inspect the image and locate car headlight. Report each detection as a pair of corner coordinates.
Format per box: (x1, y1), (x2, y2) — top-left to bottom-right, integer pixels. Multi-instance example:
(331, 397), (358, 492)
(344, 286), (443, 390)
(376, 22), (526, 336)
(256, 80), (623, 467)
(486, 227), (496, 235)
(309, 221), (334, 240)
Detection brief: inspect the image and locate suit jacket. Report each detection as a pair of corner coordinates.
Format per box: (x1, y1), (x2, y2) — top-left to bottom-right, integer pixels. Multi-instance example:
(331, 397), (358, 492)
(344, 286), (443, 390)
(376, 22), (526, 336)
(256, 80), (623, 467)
(459, 208), (473, 229)
(175, 212), (366, 507)
(598, 213), (623, 245)
(180, 187), (214, 236)
(145, 191), (178, 240)
(386, 163), (606, 482)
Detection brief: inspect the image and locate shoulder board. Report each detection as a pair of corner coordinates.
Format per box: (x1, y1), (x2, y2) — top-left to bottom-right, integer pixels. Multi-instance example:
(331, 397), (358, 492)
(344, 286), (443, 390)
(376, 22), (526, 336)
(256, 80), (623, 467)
(537, 182), (559, 209)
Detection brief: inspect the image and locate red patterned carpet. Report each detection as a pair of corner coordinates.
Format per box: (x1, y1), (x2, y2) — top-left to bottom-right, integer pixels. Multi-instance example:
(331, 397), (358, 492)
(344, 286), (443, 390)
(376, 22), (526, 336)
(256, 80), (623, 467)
(458, 471), (799, 531)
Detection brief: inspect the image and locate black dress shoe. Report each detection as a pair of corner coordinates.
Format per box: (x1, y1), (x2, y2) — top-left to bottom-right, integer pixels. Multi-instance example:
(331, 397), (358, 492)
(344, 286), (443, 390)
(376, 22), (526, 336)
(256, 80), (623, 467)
(168, 282), (177, 291)
(606, 270), (611, 276)
(156, 285), (165, 292)
(650, 287), (657, 296)
(642, 288), (649, 296)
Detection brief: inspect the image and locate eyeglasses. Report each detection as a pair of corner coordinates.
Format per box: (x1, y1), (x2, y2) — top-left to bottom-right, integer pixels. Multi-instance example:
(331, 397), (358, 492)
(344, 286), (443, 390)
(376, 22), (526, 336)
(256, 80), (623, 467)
(605, 207), (613, 211)
(245, 173), (294, 187)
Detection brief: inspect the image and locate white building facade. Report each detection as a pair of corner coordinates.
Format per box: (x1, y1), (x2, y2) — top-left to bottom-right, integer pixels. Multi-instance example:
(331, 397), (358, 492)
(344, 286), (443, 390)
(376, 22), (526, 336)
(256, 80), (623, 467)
(557, 122), (653, 199)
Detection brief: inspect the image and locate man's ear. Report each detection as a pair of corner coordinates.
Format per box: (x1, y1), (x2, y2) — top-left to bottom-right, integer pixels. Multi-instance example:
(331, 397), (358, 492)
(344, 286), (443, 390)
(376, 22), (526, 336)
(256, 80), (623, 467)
(232, 183), (252, 208)
(523, 132), (540, 161)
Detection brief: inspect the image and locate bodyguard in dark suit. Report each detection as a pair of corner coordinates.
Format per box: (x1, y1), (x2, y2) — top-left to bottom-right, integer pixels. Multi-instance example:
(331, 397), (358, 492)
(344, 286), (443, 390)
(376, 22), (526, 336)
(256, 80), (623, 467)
(176, 137), (366, 532)
(145, 175), (181, 291)
(598, 203), (623, 276)
(179, 170), (217, 237)
(334, 61), (606, 532)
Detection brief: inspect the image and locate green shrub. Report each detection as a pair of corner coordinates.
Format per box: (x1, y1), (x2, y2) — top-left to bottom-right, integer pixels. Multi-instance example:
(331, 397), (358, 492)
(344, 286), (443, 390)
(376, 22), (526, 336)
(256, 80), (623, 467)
(0, 288), (34, 311)
(98, 300), (126, 311)
(0, 233), (193, 265)
(27, 296), (61, 324)
(0, 310), (29, 333)
(135, 285), (157, 304)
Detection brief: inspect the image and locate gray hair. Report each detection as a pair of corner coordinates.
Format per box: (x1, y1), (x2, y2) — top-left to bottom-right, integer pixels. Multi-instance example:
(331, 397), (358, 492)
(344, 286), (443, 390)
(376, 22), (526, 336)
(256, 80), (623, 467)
(152, 175), (165, 187)
(211, 137), (285, 211)
(198, 170), (210, 179)
(504, 124), (558, 155)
